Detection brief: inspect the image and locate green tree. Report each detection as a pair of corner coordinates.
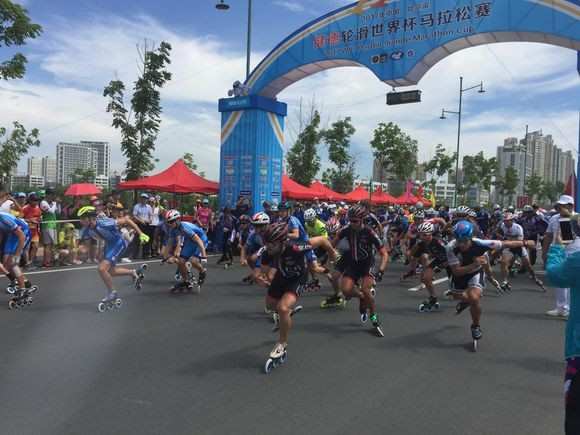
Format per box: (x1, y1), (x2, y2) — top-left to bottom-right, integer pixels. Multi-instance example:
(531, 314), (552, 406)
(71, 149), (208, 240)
(71, 167), (96, 183)
(320, 117), (356, 193)
(182, 152), (205, 177)
(462, 152), (497, 203)
(0, 122), (40, 184)
(424, 144), (456, 187)
(286, 110), (321, 186)
(104, 41), (172, 180)
(503, 166), (519, 206)
(524, 173), (543, 204)
(370, 122), (418, 187)
(541, 180), (565, 204)
(0, 1), (42, 80)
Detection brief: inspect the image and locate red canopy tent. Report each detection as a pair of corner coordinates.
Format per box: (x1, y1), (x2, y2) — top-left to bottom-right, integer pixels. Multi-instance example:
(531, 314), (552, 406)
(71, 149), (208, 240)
(64, 183), (102, 196)
(395, 191), (420, 205)
(343, 185), (370, 202)
(415, 196), (433, 207)
(309, 181), (345, 201)
(117, 160), (219, 194)
(370, 187), (397, 205)
(282, 175), (317, 200)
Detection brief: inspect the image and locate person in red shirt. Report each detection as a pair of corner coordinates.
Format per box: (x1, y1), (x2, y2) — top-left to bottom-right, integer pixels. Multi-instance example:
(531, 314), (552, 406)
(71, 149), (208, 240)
(22, 192), (42, 267)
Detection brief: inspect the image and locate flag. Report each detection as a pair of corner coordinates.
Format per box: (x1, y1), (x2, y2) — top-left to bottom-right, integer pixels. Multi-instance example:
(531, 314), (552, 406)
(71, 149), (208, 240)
(429, 190), (436, 208)
(564, 171), (577, 198)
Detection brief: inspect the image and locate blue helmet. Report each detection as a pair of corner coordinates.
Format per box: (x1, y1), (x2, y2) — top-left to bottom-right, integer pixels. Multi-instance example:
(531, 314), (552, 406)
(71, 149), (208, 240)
(453, 220), (474, 240)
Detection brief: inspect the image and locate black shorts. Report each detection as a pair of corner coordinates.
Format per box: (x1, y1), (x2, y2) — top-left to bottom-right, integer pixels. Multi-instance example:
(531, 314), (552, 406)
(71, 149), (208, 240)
(450, 271), (484, 293)
(343, 260), (374, 281)
(267, 272), (307, 300)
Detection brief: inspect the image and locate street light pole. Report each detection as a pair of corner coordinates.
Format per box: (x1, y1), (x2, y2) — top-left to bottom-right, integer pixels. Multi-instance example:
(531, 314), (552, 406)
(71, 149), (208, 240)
(440, 76), (485, 208)
(217, 0), (253, 81)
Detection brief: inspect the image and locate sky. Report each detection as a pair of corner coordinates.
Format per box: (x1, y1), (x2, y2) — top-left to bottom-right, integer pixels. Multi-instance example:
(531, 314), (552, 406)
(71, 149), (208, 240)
(2, 0), (579, 181)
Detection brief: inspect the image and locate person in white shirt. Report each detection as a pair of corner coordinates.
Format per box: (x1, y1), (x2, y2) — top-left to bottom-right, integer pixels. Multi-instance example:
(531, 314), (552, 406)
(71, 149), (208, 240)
(132, 193), (154, 258)
(498, 212), (545, 292)
(543, 195), (576, 318)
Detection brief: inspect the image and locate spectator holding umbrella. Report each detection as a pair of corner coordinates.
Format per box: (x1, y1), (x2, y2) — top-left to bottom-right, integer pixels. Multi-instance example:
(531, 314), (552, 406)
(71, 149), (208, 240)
(40, 187), (59, 267)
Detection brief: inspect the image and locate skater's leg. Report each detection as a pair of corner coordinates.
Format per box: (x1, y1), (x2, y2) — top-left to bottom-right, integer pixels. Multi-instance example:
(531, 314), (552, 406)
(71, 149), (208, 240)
(340, 276), (356, 299)
(466, 287), (482, 326)
(109, 266), (138, 277)
(360, 276), (376, 315)
(3, 255), (26, 288)
(310, 236), (337, 262)
(177, 257), (191, 281)
(276, 291), (298, 345)
(500, 251), (511, 283)
(97, 260), (115, 292)
(420, 255), (436, 298)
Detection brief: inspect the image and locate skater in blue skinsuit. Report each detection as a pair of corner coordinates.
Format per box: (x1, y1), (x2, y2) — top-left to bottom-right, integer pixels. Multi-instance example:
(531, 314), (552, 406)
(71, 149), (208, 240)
(0, 211), (32, 293)
(77, 206), (149, 311)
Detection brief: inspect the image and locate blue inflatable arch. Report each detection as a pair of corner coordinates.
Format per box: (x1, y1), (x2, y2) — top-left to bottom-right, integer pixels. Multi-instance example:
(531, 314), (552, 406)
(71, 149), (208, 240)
(219, 0), (580, 211)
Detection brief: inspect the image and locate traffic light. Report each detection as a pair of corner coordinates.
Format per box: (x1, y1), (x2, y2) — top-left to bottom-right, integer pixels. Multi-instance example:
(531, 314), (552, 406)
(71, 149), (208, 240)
(386, 90), (422, 105)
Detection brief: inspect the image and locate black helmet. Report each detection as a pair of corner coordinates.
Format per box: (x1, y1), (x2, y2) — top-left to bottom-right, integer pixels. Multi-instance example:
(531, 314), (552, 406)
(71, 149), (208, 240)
(279, 201), (292, 211)
(348, 204), (367, 220)
(263, 223), (289, 243)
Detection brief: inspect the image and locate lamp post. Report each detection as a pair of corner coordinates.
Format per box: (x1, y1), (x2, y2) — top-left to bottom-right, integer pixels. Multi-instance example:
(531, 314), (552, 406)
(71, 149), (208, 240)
(216, 0), (253, 80)
(440, 76), (485, 208)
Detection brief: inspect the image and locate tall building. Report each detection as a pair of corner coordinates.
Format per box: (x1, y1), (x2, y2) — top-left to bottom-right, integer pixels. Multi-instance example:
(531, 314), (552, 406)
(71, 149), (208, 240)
(56, 143), (98, 186)
(27, 157), (42, 177)
(496, 137), (533, 197)
(41, 156), (57, 184)
(525, 130), (575, 185)
(9, 175), (45, 190)
(80, 141), (110, 179)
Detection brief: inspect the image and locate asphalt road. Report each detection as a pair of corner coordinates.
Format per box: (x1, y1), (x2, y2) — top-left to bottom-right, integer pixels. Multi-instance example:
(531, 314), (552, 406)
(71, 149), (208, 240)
(0, 259), (566, 435)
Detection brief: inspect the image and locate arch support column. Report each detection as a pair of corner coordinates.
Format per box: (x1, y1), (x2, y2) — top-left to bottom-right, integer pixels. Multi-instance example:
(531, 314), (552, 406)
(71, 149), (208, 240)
(218, 96), (287, 213)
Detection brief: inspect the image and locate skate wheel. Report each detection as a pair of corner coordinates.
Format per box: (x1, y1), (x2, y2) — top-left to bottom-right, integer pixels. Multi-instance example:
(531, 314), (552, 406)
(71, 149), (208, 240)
(418, 305), (426, 313)
(26, 297), (33, 305)
(8, 300), (17, 310)
(264, 359), (274, 374)
(97, 302), (106, 313)
(472, 340), (478, 352)
(375, 326), (385, 337)
(370, 288), (376, 297)
(280, 351), (287, 364)
(6, 287), (16, 295)
(142, 264), (148, 271)
(434, 303), (440, 310)
(115, 298), (122, 308)
(360, 313), (368, 323)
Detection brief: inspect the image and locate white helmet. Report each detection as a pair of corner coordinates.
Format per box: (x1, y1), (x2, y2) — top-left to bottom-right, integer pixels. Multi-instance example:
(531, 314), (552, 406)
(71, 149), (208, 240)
(326, 220), (341, 234)
(468, 209), (477, 218)
(415, 201), (424, 209)
(166, 209), (181, 223)
(304, 208), (317, 222)
(251, 212), (270, 225)
(456, 205), (472, 217)
(328, 203), (337, 210)
(418, 222), (434, 234)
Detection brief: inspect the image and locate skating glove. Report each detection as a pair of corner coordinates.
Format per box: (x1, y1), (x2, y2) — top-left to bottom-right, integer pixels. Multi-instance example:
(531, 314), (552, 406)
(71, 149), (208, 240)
(139, 233), (150, 244)
(376, 270), (384, 282)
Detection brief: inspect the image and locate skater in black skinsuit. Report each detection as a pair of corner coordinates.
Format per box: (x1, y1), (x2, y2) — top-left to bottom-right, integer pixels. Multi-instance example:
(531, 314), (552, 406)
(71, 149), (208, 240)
(334, 205), (389, 337)
(256, 223), (326, 372)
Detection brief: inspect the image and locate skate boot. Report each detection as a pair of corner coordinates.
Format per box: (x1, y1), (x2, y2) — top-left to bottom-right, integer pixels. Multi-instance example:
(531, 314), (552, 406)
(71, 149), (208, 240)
(533, 277), (547, 292)
(306, 279), (321, 292)
(418, 296), (440, 313)
(264, 342), (288, 374)
(320, 294), (346, 309)
(490, 278), (504, 295)
(133, 264), (147, 290)
(370, 313), (384, 337)
(360, 299), (368, 323)
(198, 269), (207, 287)
(242, 275), (253, 284)
(500, 280), (512, 293)
(97, 291), (122, 312)
(174, 267), (182, 282)
(400, 270), (415, 282)
(170, 281), (189, 293)
(471, 324), (482, 351)
(7, 284), (38, 310)
(455, 301), (470, 315)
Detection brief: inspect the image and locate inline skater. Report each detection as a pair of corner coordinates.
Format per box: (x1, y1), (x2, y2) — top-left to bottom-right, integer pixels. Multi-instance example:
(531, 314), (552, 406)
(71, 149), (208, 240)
(256, 223), (326, 373)
(240, 212), (270, 284)
(334, 205), (389, 337)
(498, 212), (545, 291)
(446, 220), (535, 347)
(401, 209), (425, 279)
(410, 222), (449, 312)
(517, 204), (547, 266)
(165, 210), (208, 292)
(77, 206), (148, 311)
(0, 211), (35, 308)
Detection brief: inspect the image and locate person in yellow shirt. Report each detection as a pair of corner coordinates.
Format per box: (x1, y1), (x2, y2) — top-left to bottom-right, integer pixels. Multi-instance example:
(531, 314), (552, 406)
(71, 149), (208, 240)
(57, 223), (82, 265)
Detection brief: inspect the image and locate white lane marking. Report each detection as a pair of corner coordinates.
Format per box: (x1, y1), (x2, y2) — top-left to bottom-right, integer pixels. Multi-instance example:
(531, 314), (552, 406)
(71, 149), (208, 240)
(408, 277), (448, 292)
(21, 255), (220, 276)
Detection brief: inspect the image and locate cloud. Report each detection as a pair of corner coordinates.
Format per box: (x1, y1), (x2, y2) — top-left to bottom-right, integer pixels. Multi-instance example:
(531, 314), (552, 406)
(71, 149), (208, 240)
(273, 1), (306, 13)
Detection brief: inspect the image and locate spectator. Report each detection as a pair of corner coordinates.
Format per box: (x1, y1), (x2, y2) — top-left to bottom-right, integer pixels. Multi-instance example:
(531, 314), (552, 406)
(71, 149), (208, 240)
(132, 193), (153, 258)
(149, 196), (162, 257)
(545, 217), (580, 434)
(197, 198), (213, 234)
(0, 186), (22, 216)
(40, 188), (59, 267)
(57, 223), (82, 265)
(217, 207), (237, 266)
(14, 192), (27, 217)
(22, 192), (42, 267)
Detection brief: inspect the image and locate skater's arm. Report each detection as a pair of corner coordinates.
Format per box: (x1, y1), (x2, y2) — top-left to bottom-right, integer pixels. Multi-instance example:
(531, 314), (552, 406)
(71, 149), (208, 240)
(191, 234), (207, 259)
(118, 216), (144, 236)
(502, 240), (535, 250)
(377, 246), (388, 273)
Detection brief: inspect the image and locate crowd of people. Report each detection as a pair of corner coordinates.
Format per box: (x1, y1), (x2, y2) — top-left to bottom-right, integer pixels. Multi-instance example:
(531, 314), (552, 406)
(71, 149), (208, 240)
(0, 186), (576, 408)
